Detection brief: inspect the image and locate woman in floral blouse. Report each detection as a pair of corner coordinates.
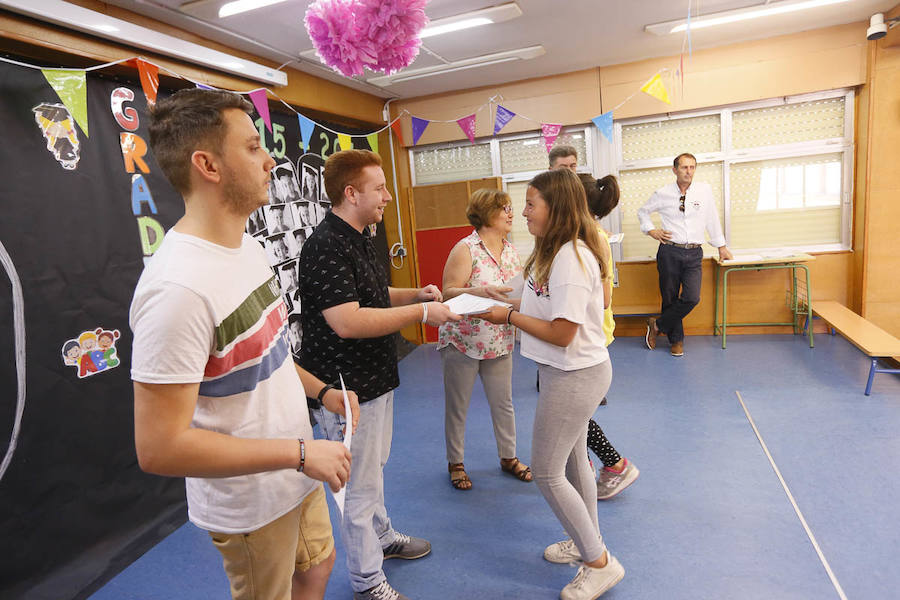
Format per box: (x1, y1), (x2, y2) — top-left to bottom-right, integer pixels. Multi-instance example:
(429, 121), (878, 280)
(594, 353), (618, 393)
(438, 188), (532, 490)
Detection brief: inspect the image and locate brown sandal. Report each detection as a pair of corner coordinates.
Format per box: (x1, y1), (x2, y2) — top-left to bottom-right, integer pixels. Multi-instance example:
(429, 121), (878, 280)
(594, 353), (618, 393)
(448, 462), (472, 490)
(500, 457), (533, 482)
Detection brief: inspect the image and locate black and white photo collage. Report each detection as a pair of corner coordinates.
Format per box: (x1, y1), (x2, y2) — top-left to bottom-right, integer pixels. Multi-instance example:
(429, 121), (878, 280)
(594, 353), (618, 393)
(246, 156), (331, 355)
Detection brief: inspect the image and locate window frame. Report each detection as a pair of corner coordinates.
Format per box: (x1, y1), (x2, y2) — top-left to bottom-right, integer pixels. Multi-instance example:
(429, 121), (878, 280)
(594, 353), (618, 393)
(612, 88), (854, 262)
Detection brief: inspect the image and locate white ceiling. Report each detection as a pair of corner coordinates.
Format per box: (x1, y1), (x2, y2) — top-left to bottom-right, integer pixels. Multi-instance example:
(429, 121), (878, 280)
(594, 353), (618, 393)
(103, 0), (895, 99)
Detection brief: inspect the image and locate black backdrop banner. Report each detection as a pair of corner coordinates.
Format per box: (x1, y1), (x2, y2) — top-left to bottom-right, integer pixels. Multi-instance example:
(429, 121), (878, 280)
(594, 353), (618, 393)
(0, 58), (384, 599)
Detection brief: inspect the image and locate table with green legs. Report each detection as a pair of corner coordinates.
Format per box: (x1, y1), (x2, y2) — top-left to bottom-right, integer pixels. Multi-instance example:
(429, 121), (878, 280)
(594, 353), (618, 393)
(713, 253), (815, 349)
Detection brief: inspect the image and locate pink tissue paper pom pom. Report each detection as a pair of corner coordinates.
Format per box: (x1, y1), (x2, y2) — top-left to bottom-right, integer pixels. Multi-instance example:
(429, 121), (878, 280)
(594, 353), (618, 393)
(305, 0), (428, 78)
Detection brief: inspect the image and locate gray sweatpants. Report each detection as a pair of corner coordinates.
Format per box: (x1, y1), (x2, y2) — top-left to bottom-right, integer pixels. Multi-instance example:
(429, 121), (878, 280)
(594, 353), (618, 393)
(532, 360), (612, 564)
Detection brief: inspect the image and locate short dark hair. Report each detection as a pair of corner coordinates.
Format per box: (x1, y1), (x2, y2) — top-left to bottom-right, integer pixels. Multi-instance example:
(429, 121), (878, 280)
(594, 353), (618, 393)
(578, 173), (619, 220)
(548, 145), (577, 167)
(673, 153), (697, 168)
(323, 149), (382, 207)
(148, 88), (253, 195)
(466, 188), (511, 229)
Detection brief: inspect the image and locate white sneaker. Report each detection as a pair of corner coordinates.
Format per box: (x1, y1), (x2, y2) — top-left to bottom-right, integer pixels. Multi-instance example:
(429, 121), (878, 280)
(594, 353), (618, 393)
(543, 538), (581, 564)
(560, 552), (625, 600)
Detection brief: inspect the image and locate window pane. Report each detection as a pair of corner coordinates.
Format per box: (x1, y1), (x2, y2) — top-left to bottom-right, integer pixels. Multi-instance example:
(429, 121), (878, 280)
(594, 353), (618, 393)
(621, 114), (720, 162)
(499, 131), (587, 174)
(618, 163), (724, 259)
(729, 153), (843, 249)
(732, 97), (844, 149)
(412, 143), (492, 185)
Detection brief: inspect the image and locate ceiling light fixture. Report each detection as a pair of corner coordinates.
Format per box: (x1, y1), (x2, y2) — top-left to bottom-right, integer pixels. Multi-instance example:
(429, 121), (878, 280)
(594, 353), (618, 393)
(366, 44), (544, 86)
(419, 2), (523, 39)
(0, 0), (288, 86)
(645, 0), (852, 35)
(218, 0), (289, 19)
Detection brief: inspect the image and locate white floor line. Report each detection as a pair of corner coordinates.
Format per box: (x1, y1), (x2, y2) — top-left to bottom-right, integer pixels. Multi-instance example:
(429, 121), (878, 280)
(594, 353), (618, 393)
(735, 390), (848, 600)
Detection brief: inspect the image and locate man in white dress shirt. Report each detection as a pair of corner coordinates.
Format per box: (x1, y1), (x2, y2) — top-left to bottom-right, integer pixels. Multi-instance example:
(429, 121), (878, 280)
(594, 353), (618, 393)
(637, 153), (733, 356)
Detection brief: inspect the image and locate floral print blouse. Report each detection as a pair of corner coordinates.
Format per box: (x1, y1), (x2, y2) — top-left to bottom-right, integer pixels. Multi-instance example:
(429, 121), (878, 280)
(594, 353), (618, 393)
(438, 230), (522, 360)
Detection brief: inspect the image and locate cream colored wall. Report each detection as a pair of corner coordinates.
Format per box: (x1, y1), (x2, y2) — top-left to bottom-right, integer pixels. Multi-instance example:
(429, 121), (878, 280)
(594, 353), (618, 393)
(389, 21), (875, 338)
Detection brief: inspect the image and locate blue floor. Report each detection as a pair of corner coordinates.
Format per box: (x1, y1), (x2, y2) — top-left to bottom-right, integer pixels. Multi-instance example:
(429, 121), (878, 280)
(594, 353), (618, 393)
(91, 333), (900, 599)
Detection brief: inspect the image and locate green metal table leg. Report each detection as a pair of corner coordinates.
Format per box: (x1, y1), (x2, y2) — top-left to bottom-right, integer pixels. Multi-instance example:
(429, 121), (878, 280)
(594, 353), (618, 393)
(714, 263), (721, 337)
(721, 268), (730, 349)
(803, 265), (813, 348)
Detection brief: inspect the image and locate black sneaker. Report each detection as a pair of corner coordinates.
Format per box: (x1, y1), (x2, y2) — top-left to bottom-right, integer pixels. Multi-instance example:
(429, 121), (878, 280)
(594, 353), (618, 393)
(382, 533), (431, 560)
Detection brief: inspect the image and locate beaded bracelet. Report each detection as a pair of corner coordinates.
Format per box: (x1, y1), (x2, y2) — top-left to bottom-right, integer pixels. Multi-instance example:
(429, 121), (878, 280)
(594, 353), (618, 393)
(297, 439), (305, 472)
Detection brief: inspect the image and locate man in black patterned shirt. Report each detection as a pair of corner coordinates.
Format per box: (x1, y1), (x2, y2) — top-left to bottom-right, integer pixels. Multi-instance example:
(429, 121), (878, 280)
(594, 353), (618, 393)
(296, 150), (459, 600)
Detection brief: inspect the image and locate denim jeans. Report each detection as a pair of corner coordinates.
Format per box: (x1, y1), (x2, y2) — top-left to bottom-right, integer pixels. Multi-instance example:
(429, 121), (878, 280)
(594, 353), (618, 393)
(311, 391), (398, 592)
(656, 243), (703, 343)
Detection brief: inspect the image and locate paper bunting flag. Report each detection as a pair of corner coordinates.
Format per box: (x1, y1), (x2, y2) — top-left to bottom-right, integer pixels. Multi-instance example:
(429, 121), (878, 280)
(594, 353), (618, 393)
(338, 134), (353, 151)
(494, 105), (516, 135)
(195, 82), (214, 90)
(541, 123), (562, 154)
(411, 117), (429, 146)
(456, 114), (476, 144)
(366, 132), (379, 154)
(390, 120), (404, 146)
(134, 59), (159, 106)
(592, 111), (614, 143)
(640, 73), (671, 105)
(298, 114), (316, 152)
(248, 88), (272, 132)
(42, 69), (89, 137)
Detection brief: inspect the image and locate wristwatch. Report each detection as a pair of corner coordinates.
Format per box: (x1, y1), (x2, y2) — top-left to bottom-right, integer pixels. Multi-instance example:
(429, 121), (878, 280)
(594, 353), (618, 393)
(307, 382), (335, 409)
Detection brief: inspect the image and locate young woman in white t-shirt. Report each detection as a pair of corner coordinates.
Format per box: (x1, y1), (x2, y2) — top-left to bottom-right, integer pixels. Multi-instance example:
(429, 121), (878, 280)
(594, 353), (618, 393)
(480, 168), (624, 600)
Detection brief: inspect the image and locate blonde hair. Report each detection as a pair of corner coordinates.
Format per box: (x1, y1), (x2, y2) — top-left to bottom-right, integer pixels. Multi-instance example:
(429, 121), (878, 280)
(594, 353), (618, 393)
(466, 188), (511, 229)
(523, 169), (608, 288)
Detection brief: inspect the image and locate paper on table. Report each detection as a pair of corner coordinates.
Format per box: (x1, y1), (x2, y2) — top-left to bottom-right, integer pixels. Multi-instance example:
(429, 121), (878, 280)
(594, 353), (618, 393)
(722, 254), (763, 263)
(443, 292), (511, 316)
(330, 373), (353, 518)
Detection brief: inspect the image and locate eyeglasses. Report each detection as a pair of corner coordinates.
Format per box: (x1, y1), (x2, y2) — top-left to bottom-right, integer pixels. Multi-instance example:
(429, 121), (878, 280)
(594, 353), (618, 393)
(502, 204), (513, 215)
(679, 195), (686, 212)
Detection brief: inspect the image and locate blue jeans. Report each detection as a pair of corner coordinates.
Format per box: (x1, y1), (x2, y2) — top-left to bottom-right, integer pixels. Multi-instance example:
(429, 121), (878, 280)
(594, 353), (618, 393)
(656, 243), (703, 343)
(311, 391), (398, 592)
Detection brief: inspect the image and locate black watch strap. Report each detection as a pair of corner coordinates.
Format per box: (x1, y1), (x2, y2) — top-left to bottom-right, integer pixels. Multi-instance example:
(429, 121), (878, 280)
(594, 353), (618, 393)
(315, 383), (336, 408)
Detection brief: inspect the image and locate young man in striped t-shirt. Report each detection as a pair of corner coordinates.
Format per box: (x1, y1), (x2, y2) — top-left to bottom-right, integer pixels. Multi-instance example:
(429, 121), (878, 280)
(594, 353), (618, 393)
(130, 89), (358, 600)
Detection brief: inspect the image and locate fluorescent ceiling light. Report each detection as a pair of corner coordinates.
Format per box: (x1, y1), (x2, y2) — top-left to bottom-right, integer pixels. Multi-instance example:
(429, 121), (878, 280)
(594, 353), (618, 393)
(366, 45), (544, 86)
(645, 0), (852, 35)
(419, 2), (522, 39)
(219, 0), (289, 19)
(0, 0), (288, 86)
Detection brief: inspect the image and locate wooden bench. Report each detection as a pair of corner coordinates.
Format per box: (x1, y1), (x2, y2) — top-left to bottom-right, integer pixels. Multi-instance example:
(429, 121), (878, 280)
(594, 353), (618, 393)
(811, 300), (900, 395)
(612, 304), (660, 318)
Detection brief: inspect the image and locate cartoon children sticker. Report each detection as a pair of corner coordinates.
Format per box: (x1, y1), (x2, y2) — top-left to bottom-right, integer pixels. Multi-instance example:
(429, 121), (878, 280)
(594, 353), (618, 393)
(61, 328), (121, 379)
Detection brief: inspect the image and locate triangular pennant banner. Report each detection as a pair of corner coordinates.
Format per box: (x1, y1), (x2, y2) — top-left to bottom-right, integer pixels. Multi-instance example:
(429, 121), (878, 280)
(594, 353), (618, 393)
(42, 69), (89, 137)
(248, 88), (272, 132)
(456, 113), (476, 144)
(390, 120), (404, 146)
(298, 114), (316, 152)
(592, 111), (614, 143)
(640, 73), (671, 105)
(493, 105), (516, 135)
(195, 82), (214, 90)
(338, 134), (353, 151)
(541, 123), (562, 154)
(366, 132), (379, 154)
(135, 59), (159, 106)
(411, 117), (430, 146)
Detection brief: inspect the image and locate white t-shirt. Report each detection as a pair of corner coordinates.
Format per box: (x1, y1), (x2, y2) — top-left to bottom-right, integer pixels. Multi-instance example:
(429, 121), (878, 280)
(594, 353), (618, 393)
(519, 241), (609, 371)
(130, 230), (315, 534)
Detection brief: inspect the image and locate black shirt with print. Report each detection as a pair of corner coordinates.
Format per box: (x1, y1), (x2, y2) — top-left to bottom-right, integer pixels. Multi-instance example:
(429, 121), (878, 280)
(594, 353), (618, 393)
(295, 211), (399, 402)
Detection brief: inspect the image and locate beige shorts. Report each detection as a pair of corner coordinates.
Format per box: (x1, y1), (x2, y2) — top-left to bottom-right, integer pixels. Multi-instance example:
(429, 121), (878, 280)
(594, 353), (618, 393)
(208, 485), (334, 600)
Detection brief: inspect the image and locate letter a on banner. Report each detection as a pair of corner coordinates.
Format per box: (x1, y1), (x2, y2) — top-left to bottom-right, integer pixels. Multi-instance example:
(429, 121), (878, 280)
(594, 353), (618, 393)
(541, 123), (562, 153)
(248, 89), (272, 132)
(134, 59), (159, 106)
(42, 69), (89, 137)
(298, 114), (316, 152)
(640, 73), (671, 105)
(411, 117), (429, 146)
(456, 114), (476, 143)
